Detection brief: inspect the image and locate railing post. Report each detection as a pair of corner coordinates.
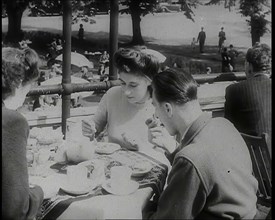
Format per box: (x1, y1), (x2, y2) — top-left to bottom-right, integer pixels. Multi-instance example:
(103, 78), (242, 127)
(62, 0), (72, 138)
(109, 0), (119, 80)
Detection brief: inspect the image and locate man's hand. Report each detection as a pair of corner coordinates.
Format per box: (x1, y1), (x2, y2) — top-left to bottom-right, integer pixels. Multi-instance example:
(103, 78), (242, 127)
(149, 126), (177, 155)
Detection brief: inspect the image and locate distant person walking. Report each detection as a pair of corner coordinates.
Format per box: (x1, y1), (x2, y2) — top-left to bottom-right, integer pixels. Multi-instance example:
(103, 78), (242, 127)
(197, 27), (206, 53)
(78, 24), (84, 40)
(218, 27), (226, 53)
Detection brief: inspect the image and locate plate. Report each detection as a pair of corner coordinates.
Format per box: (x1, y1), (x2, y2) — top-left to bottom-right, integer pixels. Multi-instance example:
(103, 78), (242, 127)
(60, 181), (96, 196)
(78, 160), (96, 173)
(102, 180), (139, 196)
(131, 162), (152, 177)
(95, 142), (121, 155)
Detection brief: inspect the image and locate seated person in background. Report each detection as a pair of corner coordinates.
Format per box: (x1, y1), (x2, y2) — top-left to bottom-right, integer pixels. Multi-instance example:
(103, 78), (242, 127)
(81, 66), (89, 80)
(19, 40), (29, 49)
(227, 44), (239, 71)
(37, 71), (46, 85)
(82, 47), (176, 155)
(221, 47), (233, 72)
(56, 39), (63, 53)
(49, 63), (62, 79)
(99, 50), (109, 65)
(206, 66), (211, 74)
(224, 43), (271, 155)
(99, 51), (110, 75)
(143, 68), (258, 219)
(2, 47), (44, 219)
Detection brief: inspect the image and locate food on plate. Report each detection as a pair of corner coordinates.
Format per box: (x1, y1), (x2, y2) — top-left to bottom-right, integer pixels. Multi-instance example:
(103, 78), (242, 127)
(106, 160), (123, 170)
(27, 138), (38, 150)
(131, 162), (152, 176)
(29, 127), (63, 145)
(26, 151), (34, 166)
(95, 142), (121, 154)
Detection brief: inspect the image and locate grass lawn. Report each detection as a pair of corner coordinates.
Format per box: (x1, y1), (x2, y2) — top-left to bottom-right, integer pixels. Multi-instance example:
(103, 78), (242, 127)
(2, 4), (271, 74)
(2, 4), (271, 111)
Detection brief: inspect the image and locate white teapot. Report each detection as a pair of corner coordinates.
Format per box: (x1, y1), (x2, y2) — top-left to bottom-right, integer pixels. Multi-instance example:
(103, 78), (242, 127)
(66, 138), (96, 163)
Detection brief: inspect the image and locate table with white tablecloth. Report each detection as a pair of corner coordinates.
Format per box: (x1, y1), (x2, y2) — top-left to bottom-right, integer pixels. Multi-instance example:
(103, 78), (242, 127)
(30, 148), (169, 220)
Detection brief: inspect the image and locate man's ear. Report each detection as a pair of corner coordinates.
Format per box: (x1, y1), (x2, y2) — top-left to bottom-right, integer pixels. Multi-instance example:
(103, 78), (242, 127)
(164, 102), (173, 118)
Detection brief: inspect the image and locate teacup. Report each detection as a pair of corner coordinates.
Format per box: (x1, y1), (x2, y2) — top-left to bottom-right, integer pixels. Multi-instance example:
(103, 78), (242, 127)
(67, 165), (88, 186)
(110, 166), (132, 192)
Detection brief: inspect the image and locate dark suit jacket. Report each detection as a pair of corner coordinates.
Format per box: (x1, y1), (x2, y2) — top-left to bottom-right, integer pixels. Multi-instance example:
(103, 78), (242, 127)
(2, 105), (44, 220)
(224, 75), (271, 154)
(197, 31), (206, 43)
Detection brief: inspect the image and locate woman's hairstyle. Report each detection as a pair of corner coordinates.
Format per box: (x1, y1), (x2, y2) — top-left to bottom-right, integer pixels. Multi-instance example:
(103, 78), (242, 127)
(2, 47), (40, 100)
(246, 43), (271, 72)
(152, 68), (198, 105)
(114, 47), (160, 80)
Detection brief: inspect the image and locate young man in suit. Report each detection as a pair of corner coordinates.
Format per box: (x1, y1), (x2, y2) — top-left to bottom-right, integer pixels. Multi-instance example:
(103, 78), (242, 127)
(218, 27), (226, 53)
(143, 68), (258, 219)
(197, 27), (206, 53)
(224, 43), (271, 155)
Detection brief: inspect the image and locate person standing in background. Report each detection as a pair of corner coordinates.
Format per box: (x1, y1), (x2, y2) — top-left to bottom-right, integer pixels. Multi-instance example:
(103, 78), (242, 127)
(197, 27), (206, 53)
(78, 24), (84, 41)
(218, 27), (226, 53)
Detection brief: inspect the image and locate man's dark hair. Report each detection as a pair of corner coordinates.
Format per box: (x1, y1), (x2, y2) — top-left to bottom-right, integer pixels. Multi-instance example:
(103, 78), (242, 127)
(246, 43), (271, 72)
(152, 68), (198, 105)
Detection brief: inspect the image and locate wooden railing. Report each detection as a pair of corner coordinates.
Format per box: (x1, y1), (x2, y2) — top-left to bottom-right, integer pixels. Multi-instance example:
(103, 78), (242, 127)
(26, 72), (245, 97)
(23, 72), (245, 128)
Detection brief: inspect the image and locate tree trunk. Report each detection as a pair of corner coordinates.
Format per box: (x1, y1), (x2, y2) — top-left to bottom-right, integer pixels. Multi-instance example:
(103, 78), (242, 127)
(250, 17), (261, 46)
(5, 3), (25, 43)
(130, 5), (144, 45)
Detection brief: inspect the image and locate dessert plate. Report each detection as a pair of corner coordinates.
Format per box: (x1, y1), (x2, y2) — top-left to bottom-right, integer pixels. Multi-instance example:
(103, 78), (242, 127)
(60, 181), (96, 196)
(102, 180), (139, 196)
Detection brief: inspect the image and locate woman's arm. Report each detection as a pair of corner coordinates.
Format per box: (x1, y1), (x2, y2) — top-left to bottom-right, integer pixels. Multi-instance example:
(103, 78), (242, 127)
(82, 92), (109, 140)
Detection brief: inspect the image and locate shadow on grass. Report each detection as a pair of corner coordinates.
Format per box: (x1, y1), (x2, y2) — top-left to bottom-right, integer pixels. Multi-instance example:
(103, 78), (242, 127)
(2, 29), (245, 74)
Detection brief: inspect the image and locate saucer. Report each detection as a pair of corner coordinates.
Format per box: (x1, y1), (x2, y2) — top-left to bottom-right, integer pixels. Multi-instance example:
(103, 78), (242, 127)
(60, 181), (96, 196)
(102, 180), (139, 195)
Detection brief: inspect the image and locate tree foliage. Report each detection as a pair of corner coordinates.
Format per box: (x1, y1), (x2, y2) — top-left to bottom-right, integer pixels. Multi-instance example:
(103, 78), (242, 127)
(239, 0), (271, 36)
(205, 0), (271, 45)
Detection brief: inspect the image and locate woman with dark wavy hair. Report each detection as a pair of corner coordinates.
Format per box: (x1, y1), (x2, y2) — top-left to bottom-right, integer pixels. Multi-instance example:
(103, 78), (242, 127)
(82, 47), (175, 154)
(2, 47), (44, 220)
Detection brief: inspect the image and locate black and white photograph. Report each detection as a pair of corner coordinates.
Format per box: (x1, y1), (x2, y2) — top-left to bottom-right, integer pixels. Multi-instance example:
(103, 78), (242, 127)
(2, 0), (271, 219)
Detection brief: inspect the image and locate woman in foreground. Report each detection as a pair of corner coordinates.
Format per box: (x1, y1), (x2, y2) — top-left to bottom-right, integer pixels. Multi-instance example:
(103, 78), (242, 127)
(2, 47), (44, 219)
